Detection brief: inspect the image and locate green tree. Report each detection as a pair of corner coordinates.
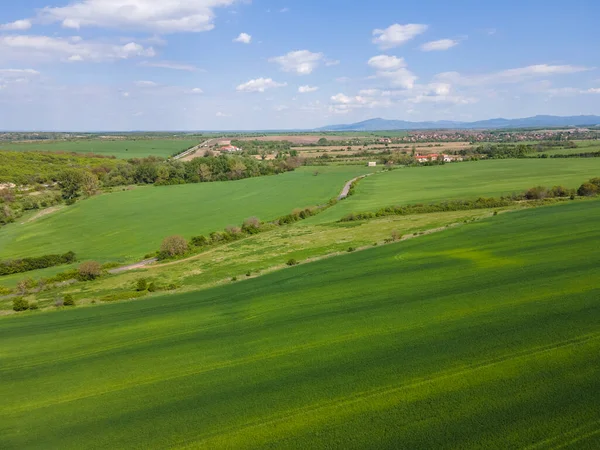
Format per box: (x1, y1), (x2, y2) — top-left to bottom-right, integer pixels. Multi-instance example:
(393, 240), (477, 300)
(63, 294), (75, 306)
(78, 261), (102, 281)
(160, 235), (188, 257)
(12, 297), (29, 312)
(136, 279), (148, 292)
(57, 169), (87, 200)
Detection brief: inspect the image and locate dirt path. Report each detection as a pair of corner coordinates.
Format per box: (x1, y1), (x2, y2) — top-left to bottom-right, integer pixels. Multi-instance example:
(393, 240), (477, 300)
(109, 258), (158, 274)
(338, 173), (373, 200)
(23, 205), (66, 224)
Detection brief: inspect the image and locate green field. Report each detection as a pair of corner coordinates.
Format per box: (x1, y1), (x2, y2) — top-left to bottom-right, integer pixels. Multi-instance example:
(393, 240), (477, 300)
(311, 158), (600, 223)
(0, 166), (376, 262)
(1, 200), (599, 448)
(0, 139), (201, 159)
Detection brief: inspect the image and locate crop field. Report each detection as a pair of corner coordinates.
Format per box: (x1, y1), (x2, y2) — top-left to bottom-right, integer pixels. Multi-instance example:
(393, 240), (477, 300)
(310, 158), (600, 223)
(0, 139), (201, 159)
(1, 201), (599, 448)
(0, 166), (377, 262)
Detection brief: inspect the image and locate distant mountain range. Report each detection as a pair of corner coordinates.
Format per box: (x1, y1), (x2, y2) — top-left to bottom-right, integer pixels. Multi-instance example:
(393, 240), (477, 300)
(318, 115), (600, 131)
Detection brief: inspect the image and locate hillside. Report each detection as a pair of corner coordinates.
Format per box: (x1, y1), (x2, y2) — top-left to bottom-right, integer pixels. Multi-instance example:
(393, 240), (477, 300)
(1, 200), (599, 448)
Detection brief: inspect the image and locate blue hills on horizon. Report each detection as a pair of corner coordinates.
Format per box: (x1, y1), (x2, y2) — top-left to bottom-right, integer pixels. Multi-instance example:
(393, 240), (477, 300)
(318, 115), (600, 131)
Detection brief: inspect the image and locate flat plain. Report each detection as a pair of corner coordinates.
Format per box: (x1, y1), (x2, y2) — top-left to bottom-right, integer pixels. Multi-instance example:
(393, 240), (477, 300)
(1, 200), (598, 449)
(0, 139), (201, 159)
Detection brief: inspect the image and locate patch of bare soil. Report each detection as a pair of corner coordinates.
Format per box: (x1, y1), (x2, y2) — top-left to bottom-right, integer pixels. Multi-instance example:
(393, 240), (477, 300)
(24, 205), (65, 223)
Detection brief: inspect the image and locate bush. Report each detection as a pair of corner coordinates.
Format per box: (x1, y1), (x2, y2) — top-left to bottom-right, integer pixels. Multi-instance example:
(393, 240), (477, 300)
(0, 285), (11, 296)
(242, 217), (261, 234)
(578, 182), (599, 197)
(136, 279), (148, 291)
(78, 261), (102, 281)
(160, 235), (188, 258)
(147, 282), (157, 292)
(246, 271), (252, 277)
(29, 302), (39, 310)
(0, 251), (77, 276)
(286, 258), (299, 266)
(63, 294), (75, 306)
(347, 247), (356, 252)
(391, 230), (402, 241)
(231, 276), (237, 282)
(524, 186), (548, 200)
(55, 298), (64, 307)
(191, 235), (209, 247)
(12, 297), (29, 312)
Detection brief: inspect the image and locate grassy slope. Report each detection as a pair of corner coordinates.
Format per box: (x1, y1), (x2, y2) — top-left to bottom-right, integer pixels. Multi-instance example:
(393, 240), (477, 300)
(0, 166), (375, 262)
(0, 139), (200, 159)
(1, 200), (599, 449)
(310, 158), (600, 223)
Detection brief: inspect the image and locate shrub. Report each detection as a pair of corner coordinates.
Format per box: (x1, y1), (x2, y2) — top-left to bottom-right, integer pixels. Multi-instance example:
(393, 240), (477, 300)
(78, 261), (102, 281)
(191, 235), (209, 247)
(16, 278), (36, 295)
(160, 235), (188, 258)
(231, 276), (237, 282)
(0, 285), (11, 296)
(286, 258), (299, 266)
(524, 186), (548, 200)
(242, 217), (261, 234)
(55, 298), (64, 307)
(246, 271), (252, 277)
(63, 294), (75, 306)
(0, 251), (77, 276)
(147, 282), (157, 292)
(12, 297), (29, 312)
(578, 182), (599, 197)
(29, 302), (39, 310)
(391, 230), (402, 241)
(347, 247), (356, 252)
(136, 279), (148, 291)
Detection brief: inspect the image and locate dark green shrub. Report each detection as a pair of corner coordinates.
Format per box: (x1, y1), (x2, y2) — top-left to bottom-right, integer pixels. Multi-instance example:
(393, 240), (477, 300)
(63, 294), (75, 306)
(0, 251), (77, 276)
(246, 271), (252, 277)
(347, 247), (356, 252)
(148, 282), (157, 292)
(231, 276), (237, 282)
(159, 235), (188, 258)
(286, 258), (299, 266)
(136, 279), (148, 291)
(29, 302), (39, 310)
(578, 182), (599, 197)
(12, 297), (29, 312)
(191, 235), (209, 247)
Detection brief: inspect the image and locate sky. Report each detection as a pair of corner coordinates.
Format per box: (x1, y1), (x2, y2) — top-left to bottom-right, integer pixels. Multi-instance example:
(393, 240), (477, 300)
(0, 0), (599, 131)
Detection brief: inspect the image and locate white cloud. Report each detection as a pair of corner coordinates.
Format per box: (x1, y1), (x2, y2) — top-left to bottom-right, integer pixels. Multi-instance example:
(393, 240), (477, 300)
(329, 92), (393, 114)
(274, 105), (289, 111)
(298, 85), (319, 93)
(436, 64), (592, 86)
(0, 68), (40, 77)
(269, 50), (325, 75)
(0, 19), (32, 31)
(0, 35), (155, 63)
(280, 8), (290, 13)
(135, 80), (158, 87)
(587, 88), (600, 94)
(188, 88), (204, 94)
(420, 39), (458, 52)
(233, 32), (252, 44)
(325, 59), (340, 66)
(35, 0), (240, 34)
(368, 55), (407, 71)
(372, 23), (428, 49)
(368, 55), (417, 89)
(216, 111), (231, 117)
(140, 61), (200, 72)
(236, 78), (287, 93)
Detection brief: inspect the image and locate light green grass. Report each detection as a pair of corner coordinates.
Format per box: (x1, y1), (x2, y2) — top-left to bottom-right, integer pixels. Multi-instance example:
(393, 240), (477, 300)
(1, 200), (598, 448)
(0, 166), (376, 262)
(0, 139), (200, 159)
(310, 158), (600, 223)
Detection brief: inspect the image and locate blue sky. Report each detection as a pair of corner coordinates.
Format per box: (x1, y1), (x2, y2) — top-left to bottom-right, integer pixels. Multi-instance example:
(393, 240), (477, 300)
(0, 0), (598, 131)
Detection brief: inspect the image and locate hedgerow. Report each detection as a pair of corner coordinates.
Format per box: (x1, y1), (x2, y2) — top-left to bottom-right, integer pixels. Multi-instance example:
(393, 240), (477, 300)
(0, 251), (76, 276)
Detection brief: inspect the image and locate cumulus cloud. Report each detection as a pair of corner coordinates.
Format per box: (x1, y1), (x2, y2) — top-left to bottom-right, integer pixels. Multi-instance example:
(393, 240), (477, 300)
(368, 55), (417, 89)
(269, 50), (325, 75)
(372, 23), (428, 49)
(32, 0), (240, 34)
(420, 39), (459, 51)
(436, 64), (592, 86)
(233, 32), (252, 44)
(298, 85), (319, 93)
(0, 19), (32, 31)
(0, 35), (155, 63)
(236, 78), (287, 93)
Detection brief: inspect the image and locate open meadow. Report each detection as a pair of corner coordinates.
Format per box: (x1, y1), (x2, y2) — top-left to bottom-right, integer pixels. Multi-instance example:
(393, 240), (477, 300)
(0, 166), (377, 262)
(0, 139), (201, 159)
(310, 158), (600, 223)
(1, 201), (599, 448)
